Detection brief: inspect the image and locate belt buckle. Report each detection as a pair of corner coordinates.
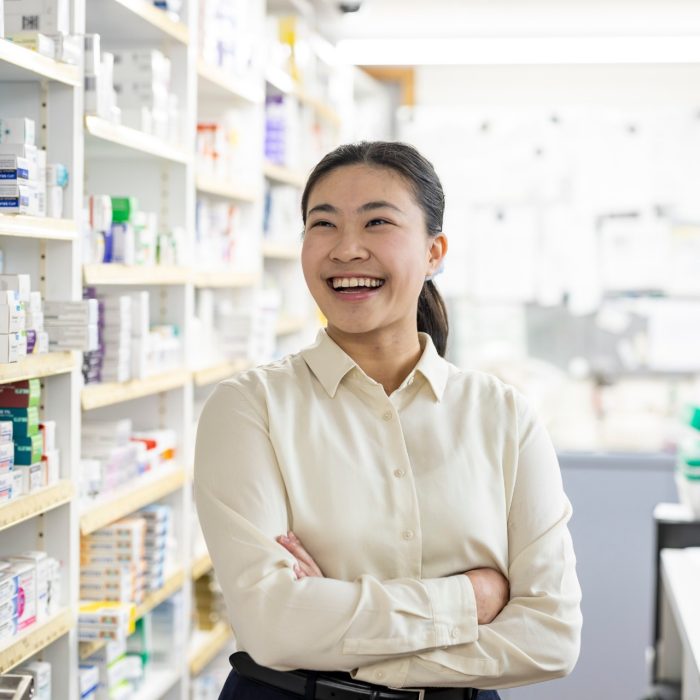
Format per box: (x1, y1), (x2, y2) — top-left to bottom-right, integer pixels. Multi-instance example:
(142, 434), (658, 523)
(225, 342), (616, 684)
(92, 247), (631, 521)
(403, 688), (425, 700)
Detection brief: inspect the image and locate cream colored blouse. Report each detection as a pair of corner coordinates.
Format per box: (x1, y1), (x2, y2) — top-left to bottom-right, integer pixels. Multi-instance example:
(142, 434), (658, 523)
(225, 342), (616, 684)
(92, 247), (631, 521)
(194, 329), (582, 691)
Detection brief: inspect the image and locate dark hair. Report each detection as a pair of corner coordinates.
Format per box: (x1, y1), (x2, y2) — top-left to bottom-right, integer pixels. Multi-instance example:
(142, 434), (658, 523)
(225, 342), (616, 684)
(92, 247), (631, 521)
(301, 141), (449, 356)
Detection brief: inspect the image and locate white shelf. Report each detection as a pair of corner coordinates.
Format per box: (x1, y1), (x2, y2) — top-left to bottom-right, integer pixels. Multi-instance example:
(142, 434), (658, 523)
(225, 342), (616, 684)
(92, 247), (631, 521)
(196, 171), (261, 203)
(188, 621), (233, 676)
(262, 240), (301, 260)
(192, 270), (260, 289)
(80, 466), (186, 535)
(85, 115), (190, 164)
(81, 368), (190, 410)
(0, 215), (78, 241)
(86, 0), (189, 45)
(0, 481), (73, 533)
(84, 264), (192, 286)
(0, 352), (76, 384)
(197, 59), (263, 104)
(0, 609), (73, 673)
(263, 162), (307, 188)
(132, 666), (182, 700)
(0, 38), (80, 85)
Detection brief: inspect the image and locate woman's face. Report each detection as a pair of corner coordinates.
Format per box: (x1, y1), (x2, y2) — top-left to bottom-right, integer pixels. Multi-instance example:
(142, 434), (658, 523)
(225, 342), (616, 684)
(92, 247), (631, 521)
(301, 164), (447, 341)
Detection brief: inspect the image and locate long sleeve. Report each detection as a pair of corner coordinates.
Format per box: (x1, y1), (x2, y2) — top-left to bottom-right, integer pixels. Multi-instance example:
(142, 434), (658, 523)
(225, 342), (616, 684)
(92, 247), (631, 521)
(351, 394), (582, 690)
(194, 382), (480, 672)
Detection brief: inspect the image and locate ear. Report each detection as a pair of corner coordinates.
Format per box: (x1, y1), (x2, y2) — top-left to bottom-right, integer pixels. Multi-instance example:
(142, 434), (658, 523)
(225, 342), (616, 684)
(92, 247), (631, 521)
(426, 233), (448, 276)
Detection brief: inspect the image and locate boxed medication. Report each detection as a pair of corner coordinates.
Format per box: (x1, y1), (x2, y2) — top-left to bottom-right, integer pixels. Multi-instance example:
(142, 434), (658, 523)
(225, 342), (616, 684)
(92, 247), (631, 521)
(11, 551), (48, 621)
(0, 118), (35, 146)
(0, 420), (12, 442)
(0, 440), (14, 469)
(44, 298), (98, 325)
(0, 378), (41, 407)
(47, 323), (98, 351)
(79, 664), (100, 699)
(8, 31), (56, 59)
(0, 473), (13, 502)
(0, 155), (30, 181)
(14, 432), (43, 465)
(0, 143), (37, 160)
(1, 560), (36, 631)
(0, 274), (31, 302)
(41, 448), (59, 484)
(20, 461), (43, 491)
(0, 183), (31, 213)
(0, 300), (25, 334)
(51, 31), (81, 65)
(0, 331), (24, 363)
(0, 405), (39, 438)
(15, 660), (51, 700)
(4, 0), (70, 35)
(39, 419), (55, 450)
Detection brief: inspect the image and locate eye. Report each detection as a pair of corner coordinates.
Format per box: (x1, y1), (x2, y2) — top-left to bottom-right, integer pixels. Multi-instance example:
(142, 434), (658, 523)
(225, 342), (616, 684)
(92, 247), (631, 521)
(367, 218), (391, 227)
(309, 220), (334, 229)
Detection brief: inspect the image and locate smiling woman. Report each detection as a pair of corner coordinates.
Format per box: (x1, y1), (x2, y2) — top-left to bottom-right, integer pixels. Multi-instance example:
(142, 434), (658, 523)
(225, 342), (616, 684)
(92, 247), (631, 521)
(194, 141), (582, 700)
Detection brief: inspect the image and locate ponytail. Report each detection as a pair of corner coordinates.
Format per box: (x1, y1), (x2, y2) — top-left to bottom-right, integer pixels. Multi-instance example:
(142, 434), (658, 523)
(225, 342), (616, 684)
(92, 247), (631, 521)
(418, 280), (449, 357)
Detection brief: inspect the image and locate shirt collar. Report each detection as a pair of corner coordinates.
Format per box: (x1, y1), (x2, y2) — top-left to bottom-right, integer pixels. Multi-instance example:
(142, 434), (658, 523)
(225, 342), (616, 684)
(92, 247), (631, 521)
(301, 329), (449, 402)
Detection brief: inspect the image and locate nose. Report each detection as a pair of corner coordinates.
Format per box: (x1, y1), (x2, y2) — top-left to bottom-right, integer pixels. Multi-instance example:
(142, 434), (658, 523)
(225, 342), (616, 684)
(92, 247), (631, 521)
(329, 228), (369, 263)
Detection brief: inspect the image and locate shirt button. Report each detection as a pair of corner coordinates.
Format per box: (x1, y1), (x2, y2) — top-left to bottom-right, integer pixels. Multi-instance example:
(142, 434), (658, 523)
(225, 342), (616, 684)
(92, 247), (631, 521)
(382, 410), (393, 421)
(393, 469), (405, 478)
(376, 671), (385, 680)
(402, 530), (414, 540)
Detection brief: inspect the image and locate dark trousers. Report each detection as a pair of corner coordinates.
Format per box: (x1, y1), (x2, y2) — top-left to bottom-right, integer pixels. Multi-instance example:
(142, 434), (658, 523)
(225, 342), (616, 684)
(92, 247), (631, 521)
(218, 669), (502, 700)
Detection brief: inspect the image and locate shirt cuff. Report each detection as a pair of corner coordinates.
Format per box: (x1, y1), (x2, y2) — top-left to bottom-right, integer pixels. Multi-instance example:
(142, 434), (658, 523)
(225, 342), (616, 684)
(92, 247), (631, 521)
(422, 573), (479, 647)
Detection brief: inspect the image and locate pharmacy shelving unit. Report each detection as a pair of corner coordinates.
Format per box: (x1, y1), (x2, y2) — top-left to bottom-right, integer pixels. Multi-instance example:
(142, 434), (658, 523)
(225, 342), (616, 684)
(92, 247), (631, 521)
(1, 1), (352, 696)
(0, 16), (83, 695)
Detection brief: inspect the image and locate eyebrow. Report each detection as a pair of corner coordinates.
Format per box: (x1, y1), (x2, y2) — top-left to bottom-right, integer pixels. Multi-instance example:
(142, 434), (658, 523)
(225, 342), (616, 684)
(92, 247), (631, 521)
(307, 200), (404, 217)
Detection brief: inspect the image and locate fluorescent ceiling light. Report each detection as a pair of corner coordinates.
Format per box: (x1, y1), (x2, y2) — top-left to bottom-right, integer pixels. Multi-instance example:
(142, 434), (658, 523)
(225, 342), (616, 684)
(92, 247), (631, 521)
(337, 36), (700, 65)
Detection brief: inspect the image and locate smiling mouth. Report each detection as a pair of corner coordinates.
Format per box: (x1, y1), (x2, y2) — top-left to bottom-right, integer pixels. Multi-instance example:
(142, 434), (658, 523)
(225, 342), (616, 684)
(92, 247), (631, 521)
(327, 277), (385, 292)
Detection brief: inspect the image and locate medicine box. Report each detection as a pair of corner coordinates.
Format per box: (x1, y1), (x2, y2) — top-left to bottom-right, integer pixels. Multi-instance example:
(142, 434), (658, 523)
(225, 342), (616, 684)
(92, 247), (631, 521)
(12, 552), (48, 621)
(8, 31), (56, 59)
(0, 406), (39, 438)
(4, 0), (70, 36)
(46, 323), (98, 351)
(0, 155), (30, 181)
(15, 661), (51, 700)
(0, 274), (31, 302)
(14, 432), (43, 465)
(0, 184), (31, 213)
(0, 301), (26, 334)
(0, 378), (41, 407)
(0, 473), (13, 502)
(21, 461), (44, 492)
(2, 560), (36, 631)
(41, 448), (59, 484)
(0, 421), (12, 443)
(46, 163), (68, 187)
(44, 298), (98, 325)
(0, 331), (24, 363)
(0, 118), (35, 146)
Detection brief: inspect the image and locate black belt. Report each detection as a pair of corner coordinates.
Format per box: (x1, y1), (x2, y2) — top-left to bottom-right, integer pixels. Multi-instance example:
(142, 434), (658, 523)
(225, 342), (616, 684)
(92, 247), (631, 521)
(229, 652), (479, 700)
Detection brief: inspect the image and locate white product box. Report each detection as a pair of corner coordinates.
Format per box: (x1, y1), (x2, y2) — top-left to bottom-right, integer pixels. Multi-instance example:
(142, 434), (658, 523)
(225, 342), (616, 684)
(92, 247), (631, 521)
(46, 556), (60, 613)
(46, 323), (98, 351)
(0, 301), (25, 333)
(21, 461), (43, 492)
(51, 32), (81, 65)
(35, 331), (48, 353)
(16, 660), (51, 700)
(12, 551), (48, 621)
(0, 118), (35, 145)
(39, 420), (55, 451)
(44, 298), (98, 325)
(11, 469), (23, 498)
(28, 290), (41, 314)
(83, 34), (100, 76)
(0, 155), (30, 182)
(4, 0), (70, 35)
(26, 310), (43, 330)
(0, 143), (37, 162)
(0, 473), (13, 502)
(3, 560), (36, 630)
(41, 448), (59, 484)
(78, 664), (100, 696)
(8, 31), (56, 59)
(46, 184), (62, 218)
(0, 331), (23, 362)
(46, 162), (68, 187)
(0, 274), (31, 302)
(0, 183), (31, 213)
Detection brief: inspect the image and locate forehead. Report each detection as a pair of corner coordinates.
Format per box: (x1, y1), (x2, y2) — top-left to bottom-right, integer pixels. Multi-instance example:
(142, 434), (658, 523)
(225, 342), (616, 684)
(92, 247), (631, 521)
(307, 164), (416, 209)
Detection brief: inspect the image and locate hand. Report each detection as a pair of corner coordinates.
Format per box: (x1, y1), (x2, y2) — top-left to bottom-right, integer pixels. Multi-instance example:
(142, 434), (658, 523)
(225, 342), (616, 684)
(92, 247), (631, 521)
(464, 567), (510, 624)
(276, 531), (325, 580)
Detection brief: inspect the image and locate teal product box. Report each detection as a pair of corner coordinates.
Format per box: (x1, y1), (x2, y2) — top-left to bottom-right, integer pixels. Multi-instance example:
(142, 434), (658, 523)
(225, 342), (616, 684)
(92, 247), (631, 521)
(14, 433), (43, 465)
(0, 406), (39, 438)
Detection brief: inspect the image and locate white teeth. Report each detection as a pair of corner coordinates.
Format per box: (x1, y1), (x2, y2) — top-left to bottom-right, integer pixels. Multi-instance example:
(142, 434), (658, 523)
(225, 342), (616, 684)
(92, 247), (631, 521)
(331, 277), (384, 289)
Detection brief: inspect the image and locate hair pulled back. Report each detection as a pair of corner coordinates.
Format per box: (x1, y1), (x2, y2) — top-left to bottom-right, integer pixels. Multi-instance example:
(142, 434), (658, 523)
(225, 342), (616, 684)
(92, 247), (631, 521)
(301, 141), (449, 356)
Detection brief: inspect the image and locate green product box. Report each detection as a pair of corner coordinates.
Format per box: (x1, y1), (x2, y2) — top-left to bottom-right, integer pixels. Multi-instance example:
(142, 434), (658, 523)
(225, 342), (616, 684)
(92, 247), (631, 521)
(0, 378), (41, 408)
(14, 433), (43, 465)
(110, 197), (139, 223)
(0, 406), (39, 438)
(685, 404), (700, 432)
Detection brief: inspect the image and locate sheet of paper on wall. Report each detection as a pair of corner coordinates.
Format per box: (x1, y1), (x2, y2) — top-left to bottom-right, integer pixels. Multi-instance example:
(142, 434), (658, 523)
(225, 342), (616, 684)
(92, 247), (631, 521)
(472, 206), (537, 302)
(598, 215), (669, 292)
(667, 223), (700, 296)
(647, 299), (700, 372)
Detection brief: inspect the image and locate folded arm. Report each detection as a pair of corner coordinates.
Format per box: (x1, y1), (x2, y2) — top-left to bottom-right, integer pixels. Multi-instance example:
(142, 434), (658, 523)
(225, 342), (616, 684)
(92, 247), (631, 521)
(194, 382), (480, 672)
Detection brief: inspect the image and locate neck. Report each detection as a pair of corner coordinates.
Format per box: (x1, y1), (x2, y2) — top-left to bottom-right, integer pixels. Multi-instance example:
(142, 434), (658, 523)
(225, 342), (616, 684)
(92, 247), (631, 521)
(326, 325), (424, 395)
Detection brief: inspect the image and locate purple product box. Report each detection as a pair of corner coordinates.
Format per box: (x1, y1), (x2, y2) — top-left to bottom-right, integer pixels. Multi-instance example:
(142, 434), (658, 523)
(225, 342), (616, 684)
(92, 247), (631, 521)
(25, 329), (36, 354)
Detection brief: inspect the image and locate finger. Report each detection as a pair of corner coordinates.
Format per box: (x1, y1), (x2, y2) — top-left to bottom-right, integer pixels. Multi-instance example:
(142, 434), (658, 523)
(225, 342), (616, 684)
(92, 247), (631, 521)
(287, 532), (323, 576)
